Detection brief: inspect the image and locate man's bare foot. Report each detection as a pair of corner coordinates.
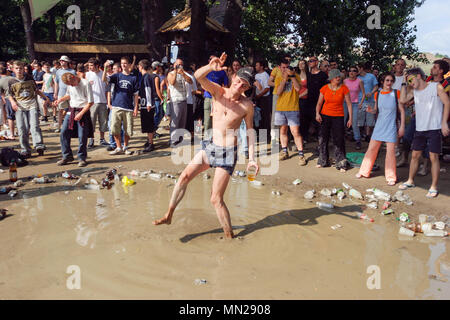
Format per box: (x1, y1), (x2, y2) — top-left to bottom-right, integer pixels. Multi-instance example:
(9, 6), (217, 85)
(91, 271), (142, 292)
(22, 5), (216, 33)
(152, 215), (172, 225)
(224, 230), (235, 239)
(339, 168), (346, 173)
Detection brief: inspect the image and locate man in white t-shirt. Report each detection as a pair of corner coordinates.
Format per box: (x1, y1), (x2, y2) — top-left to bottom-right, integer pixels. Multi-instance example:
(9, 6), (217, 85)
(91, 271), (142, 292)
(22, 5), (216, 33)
(85, 57), (109, 148)
(254, 60), (271, 141)
(399, 68), (450, 198)
(54, 72), (94, 167)
(392, 58), (406, 90)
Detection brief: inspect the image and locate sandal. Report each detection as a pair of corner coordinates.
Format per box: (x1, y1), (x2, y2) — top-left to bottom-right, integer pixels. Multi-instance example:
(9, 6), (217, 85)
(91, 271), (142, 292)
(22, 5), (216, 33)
(387, 180), (396, 186)
(426, 189), (439, 198)
(399, 182), (415, 190)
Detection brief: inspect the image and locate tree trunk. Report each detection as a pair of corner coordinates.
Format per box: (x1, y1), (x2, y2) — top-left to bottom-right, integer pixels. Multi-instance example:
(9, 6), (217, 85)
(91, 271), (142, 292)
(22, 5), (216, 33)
(19, 2), (36, 61)
(141, 0), (166, 60)
(222, 0), (243, 58)
(49, 7), (56, 41)
(189, 0), (207, 65)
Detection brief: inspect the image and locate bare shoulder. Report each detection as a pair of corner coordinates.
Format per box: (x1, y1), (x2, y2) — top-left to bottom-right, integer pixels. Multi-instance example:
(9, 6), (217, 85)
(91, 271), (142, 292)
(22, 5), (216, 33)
(240, 96), (253, 108)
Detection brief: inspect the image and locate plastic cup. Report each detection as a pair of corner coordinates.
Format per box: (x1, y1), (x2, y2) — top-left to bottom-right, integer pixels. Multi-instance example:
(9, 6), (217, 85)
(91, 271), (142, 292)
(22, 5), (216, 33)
(247, 166), (256, 182)
(399, 227), (415, 237)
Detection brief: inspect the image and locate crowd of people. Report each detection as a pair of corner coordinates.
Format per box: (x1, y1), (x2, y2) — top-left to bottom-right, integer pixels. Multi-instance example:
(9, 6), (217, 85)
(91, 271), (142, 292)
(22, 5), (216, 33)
(0, 53), (449, 199)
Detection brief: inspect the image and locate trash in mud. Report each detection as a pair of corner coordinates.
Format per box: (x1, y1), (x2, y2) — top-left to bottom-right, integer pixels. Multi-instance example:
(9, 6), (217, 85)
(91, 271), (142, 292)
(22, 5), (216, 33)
(102, 178), (113, 189)
(304, 190), (315, 200)
(250, 180), (263, 186)
(331, 188), (339, 195)
(366, 202), (378, 209)
(73, 178), (83, 186)
(62, 171), (79, 180)
(320, 188), (332, 197)
(367, 188), (391, 201)
(434, 221), (446, 230)
(316, 201), (334, 210)
(342, 182), (351, 189)
(0, 187), (13, 194)
(349, 188), (363, 199)
(13, 180), (24, 188)
(89, 178), (99, 185)
(292, 178), (302, 185)
(149, 173), (162, 180)
(440, 168), (447, 173)
(165, 174), (176, 179)
(64, 191), (70, 195)
(129, 170), (140, 176)
(399, 227), (415, 237)
(0, 169), (4, 173)
(357, 212), (374, 222)
(161, 152), (171, 156)
(122, 176), (135, 186)
(238, 171), (246, 178)
(381, 208), (394, 215)
(365, 194), (378, 202)
(8, 190), (17, 198)
(85, 184), (100, 190)
(194, 279), (207, 285)
(424, 230), (448, 237)
(399, 212), (409, 222)
(331, 224), (343, 230)
(337, 190), (346, 200)
(106, 169), (118, 181)
(271, 190), (281, 196)
(382, 201), (391, 210)
(203, 173), (210, 180)
(32, 176), (53, 184)
(0, 208), (7, 218)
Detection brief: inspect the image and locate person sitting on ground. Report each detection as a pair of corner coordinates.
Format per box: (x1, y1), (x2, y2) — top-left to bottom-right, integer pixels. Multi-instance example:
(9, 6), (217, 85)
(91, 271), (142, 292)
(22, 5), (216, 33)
(398, 68), (450, 198)
(356, 73), (405, 185)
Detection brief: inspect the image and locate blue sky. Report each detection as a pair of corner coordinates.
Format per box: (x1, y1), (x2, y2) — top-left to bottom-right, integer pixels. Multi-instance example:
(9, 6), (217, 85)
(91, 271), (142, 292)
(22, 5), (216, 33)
(413, 0), (450, 56)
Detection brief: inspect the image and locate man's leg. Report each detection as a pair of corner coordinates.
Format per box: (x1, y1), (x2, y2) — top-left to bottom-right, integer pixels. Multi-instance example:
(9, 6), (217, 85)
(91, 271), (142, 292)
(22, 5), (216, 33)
(77, 118), (89, 161)
(210, 167), (234, 238)
(153, 150), (210, 225)
(60, 113), (73, 159)
(280, 125), (289, 149)
(289, 125), (304, 151)
(29, 107), (45, 151)
(16, 110), (31, 154)
(405, 150), (422, 185)
(428, 152), (440, 194)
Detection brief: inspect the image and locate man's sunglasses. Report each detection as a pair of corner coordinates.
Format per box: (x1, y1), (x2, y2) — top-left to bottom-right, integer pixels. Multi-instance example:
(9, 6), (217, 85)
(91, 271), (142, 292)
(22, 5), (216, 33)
(309, 59), (317, 63)
(349, 69), (358, 72)
(407, 75), (416, 84)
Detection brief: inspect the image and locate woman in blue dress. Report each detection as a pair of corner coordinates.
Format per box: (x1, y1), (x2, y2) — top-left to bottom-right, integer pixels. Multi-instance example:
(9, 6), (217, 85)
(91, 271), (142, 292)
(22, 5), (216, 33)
(356, 73), (405, 185)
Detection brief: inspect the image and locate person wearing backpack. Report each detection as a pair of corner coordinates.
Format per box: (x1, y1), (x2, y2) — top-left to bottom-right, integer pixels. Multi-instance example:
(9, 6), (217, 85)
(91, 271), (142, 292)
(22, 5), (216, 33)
(355, 73), (405, 185)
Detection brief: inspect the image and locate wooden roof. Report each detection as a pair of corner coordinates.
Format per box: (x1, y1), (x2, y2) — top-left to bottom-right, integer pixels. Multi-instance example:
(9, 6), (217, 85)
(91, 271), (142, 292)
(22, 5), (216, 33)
(34, 42), (150, 54)
(157, 8), (229, 34)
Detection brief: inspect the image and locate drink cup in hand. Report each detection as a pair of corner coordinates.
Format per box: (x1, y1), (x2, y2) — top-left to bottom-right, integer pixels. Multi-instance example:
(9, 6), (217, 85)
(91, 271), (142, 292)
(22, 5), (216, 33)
(247, 166), (256, 181)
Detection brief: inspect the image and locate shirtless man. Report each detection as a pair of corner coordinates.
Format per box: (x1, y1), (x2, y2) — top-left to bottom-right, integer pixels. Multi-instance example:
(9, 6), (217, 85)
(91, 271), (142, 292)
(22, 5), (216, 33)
(153, 53), (259, 239)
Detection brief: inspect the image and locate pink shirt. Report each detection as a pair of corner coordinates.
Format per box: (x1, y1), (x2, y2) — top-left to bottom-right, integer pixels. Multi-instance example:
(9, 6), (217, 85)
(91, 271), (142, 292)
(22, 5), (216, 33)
(344, 78), (362, 103)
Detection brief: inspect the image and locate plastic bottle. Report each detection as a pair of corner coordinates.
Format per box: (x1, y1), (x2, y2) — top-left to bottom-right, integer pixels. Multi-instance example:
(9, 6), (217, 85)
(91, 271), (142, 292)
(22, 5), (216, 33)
(424, 230), (448, 237)
(342, 182), (351, 189)
(316, 202), (334, 209)
(368, 188), (391, 201)
(349, 189), (363, 199)
(399, 227), (415, 237)
(357, 212), (374, 222)
(9, 159), (17, 182)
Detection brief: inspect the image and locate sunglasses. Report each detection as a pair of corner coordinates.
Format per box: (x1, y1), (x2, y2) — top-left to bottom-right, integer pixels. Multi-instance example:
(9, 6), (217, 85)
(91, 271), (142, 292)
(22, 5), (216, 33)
(309, 59), (317, 63)
(349, 70), (358, 72)
(407, 75), (416, 84)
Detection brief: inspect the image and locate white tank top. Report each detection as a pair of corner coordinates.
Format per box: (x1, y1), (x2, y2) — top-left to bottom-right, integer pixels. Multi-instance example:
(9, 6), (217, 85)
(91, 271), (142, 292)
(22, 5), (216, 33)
(168, 73), (187, 103)
(414, 82), (443, 131)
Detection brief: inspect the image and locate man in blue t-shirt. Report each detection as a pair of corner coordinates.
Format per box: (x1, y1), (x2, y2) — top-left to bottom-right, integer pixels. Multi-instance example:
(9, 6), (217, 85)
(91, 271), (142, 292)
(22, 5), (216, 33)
(102, 56), (139, 155)
(357, 61), (379, 141)
(203, 54), (229, 137)
(53, 55), (76, 132)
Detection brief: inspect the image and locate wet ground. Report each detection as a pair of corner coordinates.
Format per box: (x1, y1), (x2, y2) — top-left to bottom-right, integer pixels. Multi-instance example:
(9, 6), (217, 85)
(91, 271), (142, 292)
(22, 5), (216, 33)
(0, 172), (449, 299)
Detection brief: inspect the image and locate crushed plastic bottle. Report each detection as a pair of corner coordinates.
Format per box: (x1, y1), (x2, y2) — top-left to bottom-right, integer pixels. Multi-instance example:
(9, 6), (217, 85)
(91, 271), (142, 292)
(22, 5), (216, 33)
(203, 173), (211, 180)
(62, 171), (78, 179)
(367, 188), (391, 201)
(424, 230), (448, 237)
(331, 224), (343, 230)
(399, 227), (415, 237)
(149, 173), (162, 180)
(342, 182), (351, 189)
(8, 190), (17, 198)
(357, 212), (374, 222)
(381, 208), (394, 215)
(304, 190), (315, 200)
(316, 202), (334, 210)
(250, 180), (263, 186)
(85, 184), (100, 190)
(349, 188), (363, 199)
(399, 212), (409, 222)
(121, 176), (135, 186)
(32, 176), (51, 184)
(366, 202), (378, 209)
(292, 178), (302, 185)
(0, 187), (12, 194)
(271, 190), (281, 196)
(13, 180), (24, 188)
(434, 222), (446, 230)
(365, 194), (378, 202)
(337, 191), (346, 200)
(320, 188), (332, 196)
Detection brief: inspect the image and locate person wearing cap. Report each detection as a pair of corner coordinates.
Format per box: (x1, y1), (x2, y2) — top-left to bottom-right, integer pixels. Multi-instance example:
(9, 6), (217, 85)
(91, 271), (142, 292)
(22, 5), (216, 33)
(153, 52), (259, 239)
(53, 55), (76, 133)
(315, 69), (353, 172)
(274, 59), (307, 166)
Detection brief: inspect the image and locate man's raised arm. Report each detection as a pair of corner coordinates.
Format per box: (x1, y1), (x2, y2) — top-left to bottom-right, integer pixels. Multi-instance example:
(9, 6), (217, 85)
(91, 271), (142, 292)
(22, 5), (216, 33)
(194, 52), (228, 99)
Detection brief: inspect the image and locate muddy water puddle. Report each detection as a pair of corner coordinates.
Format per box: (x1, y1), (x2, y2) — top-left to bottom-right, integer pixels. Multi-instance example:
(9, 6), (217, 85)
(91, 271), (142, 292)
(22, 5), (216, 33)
(0, 172), (449, 299)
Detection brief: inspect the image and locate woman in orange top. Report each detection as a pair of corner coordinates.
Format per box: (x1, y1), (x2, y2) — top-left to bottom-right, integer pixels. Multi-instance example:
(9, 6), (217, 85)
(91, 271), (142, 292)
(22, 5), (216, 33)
(315, 69), (353, 172)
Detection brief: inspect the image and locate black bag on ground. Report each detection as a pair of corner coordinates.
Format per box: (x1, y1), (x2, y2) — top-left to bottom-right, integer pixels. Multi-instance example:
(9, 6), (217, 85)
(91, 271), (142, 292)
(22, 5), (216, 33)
(0, 147), (28, 167)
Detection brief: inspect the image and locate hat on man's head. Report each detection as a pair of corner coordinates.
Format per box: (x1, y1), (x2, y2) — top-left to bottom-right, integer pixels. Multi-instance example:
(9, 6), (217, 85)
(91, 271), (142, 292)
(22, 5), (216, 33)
(328, 69), (342, 81)
(236, 67), (255, 86)
(151, 61), (162, 69)
(60, 55), (71, 62)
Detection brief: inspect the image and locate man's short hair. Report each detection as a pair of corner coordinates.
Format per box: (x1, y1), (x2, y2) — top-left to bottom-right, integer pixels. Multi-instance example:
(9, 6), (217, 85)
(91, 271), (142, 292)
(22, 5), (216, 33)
(43, 61), (51, 67)
(61, 72), (76, 84)
(13, 60), (24, 67)
(406, 67), (426, 80)
(113, 62), (121, 69)
(53, 59), (60, 66)
(280, 59), (289, 66)
(138, 59), (151, 70)
(87, 57), (100, 66)
(255, 60), (267, 69)
(433, 59), (449, 76)
(120, 56), (131, 63)
(363, 61), (372, 71)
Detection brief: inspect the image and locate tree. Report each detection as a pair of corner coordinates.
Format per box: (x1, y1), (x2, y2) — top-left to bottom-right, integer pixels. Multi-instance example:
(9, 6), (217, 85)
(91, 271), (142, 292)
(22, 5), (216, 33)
(222, 0), (244, 59)
(189, 0), (207, 65)
(17, 0), (36, 61)
(142, 0), (167, 59)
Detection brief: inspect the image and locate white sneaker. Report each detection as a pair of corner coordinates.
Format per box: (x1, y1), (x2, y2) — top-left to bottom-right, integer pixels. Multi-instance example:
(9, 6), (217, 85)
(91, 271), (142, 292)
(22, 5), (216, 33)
(109, 147), (123, 155)
(123, 147), (132, 155)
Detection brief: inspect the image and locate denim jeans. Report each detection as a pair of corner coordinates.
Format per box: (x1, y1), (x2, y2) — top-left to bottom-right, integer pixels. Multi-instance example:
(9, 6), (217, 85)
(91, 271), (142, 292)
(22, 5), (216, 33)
(351, 103), (361, 141)
(108, 109), (124, 148)
(60, 113), (89, 161)
(16, 107), (45, 153)
(153, 99), (163, 130)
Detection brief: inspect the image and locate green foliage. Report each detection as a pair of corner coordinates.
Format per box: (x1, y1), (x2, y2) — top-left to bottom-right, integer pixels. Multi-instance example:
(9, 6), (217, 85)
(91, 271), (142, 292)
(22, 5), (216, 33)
(0, 4), (27, 60)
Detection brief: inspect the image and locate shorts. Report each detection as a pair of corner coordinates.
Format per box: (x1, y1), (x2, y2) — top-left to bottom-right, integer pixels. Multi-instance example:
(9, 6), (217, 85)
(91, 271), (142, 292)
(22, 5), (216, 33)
(57, 99), (70, 110)
(357, 102), (376, 127)
(43, 93), (54, 102)
(111, 107), (133, 137)
(411, 130), (442, 154)
(140, 107), (156, 133)
(5, 99), (15, 120)
(90, 103), (108, 132)
(201, 139), (238, 176)
(274, 111), (300, 126)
